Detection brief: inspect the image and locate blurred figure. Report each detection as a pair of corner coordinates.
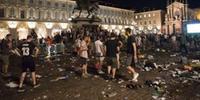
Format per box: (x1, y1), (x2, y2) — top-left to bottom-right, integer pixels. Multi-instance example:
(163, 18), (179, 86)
(0, 34), (12, 77)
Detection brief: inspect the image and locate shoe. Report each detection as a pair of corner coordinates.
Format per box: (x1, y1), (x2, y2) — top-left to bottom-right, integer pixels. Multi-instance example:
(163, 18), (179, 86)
(132, 73), (139, 82)
(98, 70), (105, 74)
(33, 84), (40, 88)
(18, 87), (25, 93)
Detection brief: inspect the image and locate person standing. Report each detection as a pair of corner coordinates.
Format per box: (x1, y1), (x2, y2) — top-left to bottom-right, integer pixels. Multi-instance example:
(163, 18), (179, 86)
(94, 36), (105, 74)
(79, 36), (90, 78)
(15, 35), (40, 92)
(105, 33), (119, 79)
(125, 28), (139, 82)
(0, 34), (12, 77)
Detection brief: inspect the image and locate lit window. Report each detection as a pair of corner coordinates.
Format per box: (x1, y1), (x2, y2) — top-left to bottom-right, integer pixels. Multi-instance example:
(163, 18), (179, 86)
(153, 13), (155, 16)
(140, 15), (142, 18)
(135, 16), (138, 19)
(148, 14), (151, 17)
(144, 14), (146, 18)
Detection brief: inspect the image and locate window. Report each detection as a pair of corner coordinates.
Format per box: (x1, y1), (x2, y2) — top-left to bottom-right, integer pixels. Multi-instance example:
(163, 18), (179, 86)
(30, 9), (33, 18)
(140, 22), (142, 25)
(153, 13), (155, 16)
(135, 16), (138, 19)
(47, 2), (51, 6)
(149, 21), (151, 24)
(140, 15), (142, 18)
(0, 8), (5, 18)
(20, 0), (25, 3)
(29, 0), (33, 4)
(148, 14), (151, 17)
(153, 20), (156, 24)
(144, 14), (146, 18)
(144, 21), (147, 25)
(20, 10), (25, 19)
(62, 4), (65, 7)
(39, 0), (42, 5)
(55, 3), (58, 7)
(10, 8), (15, 17)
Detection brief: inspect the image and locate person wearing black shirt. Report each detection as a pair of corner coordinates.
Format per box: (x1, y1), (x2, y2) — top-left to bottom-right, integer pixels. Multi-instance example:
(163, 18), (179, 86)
(0, 34), (12, 77)
(105, 33), (119, 79)
(125, 28), (139, 82)
(15, 35), (39, 92)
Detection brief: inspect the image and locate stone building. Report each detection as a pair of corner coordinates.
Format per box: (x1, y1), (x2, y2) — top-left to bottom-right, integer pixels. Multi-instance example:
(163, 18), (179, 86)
(0, 0), (135, 40)
(134, 10), (165, 34)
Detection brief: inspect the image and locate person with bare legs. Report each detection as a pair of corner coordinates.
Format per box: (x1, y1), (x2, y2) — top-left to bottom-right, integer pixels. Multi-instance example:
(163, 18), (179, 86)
(15, 35), (39, 92)
(125, 28), (139, 82)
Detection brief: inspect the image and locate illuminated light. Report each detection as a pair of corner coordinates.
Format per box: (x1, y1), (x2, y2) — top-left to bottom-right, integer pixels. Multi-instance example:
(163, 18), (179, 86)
(68, 18), (72, 21)
(17, 27), (28, 40)
(7, 21), (18, 28)
(45, 22), (54, 29)
(0, 28), (9, 39)
(157, 26), (161, 30)
(111, 25), (116, 30)
(118, 25), (123, 30)
(102, 25), (109, 30)
(124, 26), (129, 28)
(60, 23), (68, 29)
(130, 26), (134, 30)
(27, 22), (37, 29)
(139, 27), (143, 31)
(148, 26), (153, 30)
(52, 29), (62, 37)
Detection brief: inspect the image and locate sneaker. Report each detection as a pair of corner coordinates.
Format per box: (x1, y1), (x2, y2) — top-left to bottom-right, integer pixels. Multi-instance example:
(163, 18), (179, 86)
(33, 84), (41, 88)
(98, 70), (105, 74)
(18, 87), (25, 93)
(132, 73), (139, 82)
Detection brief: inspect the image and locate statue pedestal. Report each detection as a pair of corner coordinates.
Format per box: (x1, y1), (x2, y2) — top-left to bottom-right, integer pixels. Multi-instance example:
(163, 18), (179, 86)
(71, 17), (101, 24)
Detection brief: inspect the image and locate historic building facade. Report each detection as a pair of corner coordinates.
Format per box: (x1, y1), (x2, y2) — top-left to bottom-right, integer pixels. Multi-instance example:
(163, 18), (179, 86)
(0, 0), (135, 40)
(134, 10), (165, 34)
(134, 0), (199, 34)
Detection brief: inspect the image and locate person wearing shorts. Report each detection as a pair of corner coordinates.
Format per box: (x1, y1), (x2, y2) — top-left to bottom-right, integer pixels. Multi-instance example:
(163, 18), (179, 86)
(15, 35), (39, 92)
(94, 36), (105, 74)
(0, 34), (12, 77)
(125, 28), (139, 82)
(105, 33), (119, 79)
(79, 36), (90, 78)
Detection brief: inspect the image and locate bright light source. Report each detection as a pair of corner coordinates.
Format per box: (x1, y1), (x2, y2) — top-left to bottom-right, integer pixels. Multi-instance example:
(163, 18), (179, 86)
(7, 21), (18, 28)
(17, 28), (28, 40)
(60, 23), (68, 29)
(27, 22), (37, 29)
(187, 23), (200, 33)
(0, 28), (9, 39)
(45, 22), (54, 29)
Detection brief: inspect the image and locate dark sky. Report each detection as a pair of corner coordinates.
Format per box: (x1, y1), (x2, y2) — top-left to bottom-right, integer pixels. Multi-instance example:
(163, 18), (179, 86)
(99, 0), (200, 12)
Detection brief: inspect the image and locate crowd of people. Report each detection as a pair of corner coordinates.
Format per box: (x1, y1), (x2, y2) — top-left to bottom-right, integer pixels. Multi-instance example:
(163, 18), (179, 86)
(0, 26), (200, 92)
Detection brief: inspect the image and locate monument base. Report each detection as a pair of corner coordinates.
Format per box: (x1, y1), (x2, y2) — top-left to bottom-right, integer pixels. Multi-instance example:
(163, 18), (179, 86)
(71, 17), (101, 24)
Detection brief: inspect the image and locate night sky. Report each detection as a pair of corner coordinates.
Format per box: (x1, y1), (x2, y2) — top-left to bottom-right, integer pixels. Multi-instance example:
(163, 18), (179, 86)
(99, 0), (200, 12)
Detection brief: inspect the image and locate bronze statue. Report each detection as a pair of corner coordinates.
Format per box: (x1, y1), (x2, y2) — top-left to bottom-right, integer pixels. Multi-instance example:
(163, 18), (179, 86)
(72, 0), (99, 18)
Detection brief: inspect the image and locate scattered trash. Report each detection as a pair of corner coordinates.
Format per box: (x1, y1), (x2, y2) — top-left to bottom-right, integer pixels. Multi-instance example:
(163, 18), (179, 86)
(43, 95), (47, 99)
(50, 75), (68, 82)
(6, 82), (18, 88)
(58, 68), (65, 72)
(107, 92), (117, 97)
(74, 93), (80, 98)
